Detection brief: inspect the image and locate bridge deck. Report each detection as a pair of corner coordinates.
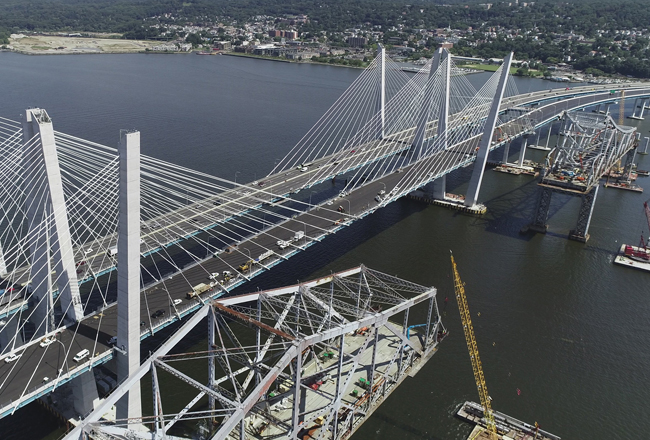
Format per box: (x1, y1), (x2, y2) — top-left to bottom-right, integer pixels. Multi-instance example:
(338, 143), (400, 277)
(2, 83), (650, 415)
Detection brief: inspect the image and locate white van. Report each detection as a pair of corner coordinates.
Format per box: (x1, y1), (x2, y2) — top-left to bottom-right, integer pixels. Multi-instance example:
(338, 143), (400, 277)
(73, 349), (90, 362)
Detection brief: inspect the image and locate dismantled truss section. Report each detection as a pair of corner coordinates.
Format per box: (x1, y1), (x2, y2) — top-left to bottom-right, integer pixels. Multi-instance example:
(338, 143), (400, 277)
(68, 265), (446, 440)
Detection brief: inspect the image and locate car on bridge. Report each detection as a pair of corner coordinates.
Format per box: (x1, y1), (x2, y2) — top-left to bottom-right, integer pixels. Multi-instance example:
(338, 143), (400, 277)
(151, 309), (166, 319)
(39, 336), (56, 347)
(4, 352), (21, 363)
(73, 349), (90, 362)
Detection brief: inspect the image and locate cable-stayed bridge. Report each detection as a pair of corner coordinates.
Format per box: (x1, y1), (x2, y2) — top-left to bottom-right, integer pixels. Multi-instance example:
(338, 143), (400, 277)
(0, 48), (648, 438)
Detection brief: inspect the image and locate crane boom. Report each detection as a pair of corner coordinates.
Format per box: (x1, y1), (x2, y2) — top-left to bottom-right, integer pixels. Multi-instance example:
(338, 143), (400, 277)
(643, 199), (650, 234)
(641, 199), (650, 249)
(451, 253), (497, 438)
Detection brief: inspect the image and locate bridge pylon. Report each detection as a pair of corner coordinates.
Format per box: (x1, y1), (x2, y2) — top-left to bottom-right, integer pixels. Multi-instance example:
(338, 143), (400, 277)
(378, 43), (386, 139)
(115, 130), (143, 423)
(465, 52), (514, 208)
(22, 108), (83, 329)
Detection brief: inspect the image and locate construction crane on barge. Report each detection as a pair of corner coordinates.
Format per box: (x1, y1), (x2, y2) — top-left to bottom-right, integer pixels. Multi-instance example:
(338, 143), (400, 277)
(450, 252), (498, 439)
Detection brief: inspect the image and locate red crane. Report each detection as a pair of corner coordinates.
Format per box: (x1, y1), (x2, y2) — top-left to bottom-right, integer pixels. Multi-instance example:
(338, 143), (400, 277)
(624, 199), (650, 261)
(643, 200), (650, 250)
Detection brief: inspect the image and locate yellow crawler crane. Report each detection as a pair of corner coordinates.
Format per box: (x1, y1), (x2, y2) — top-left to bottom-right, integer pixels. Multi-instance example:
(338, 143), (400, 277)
(450, 252), (498, 439)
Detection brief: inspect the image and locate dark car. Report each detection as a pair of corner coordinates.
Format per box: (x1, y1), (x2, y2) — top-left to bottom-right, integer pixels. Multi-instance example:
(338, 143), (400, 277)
(151, 309), (166, 319)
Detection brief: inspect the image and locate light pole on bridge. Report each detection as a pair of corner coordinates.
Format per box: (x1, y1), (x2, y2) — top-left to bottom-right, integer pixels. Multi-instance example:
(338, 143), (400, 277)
(243, 247), (252, 262)
(309, 191), (317, 207)
(53, 338), (70, 390)
(342, 198), (351, 215)
(235, 171), (240, 184)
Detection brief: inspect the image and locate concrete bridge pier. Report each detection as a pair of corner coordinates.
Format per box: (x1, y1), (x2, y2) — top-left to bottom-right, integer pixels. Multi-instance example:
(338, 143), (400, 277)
(568, 186), (598, 243)
(501, 141), (511, 164)
(629, 98), (646, 120)
(0, 314), (23, 351)
(603, 103), (612, 115)
(593, 104), (601, 114)
(432, 175), (446, 199)
(639, 136), (649, 155)
(518, 136), (528, 167)
(70, 370), (100, 417)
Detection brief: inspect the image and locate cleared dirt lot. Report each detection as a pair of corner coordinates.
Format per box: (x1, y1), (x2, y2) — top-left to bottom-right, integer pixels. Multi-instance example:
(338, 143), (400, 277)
(9, 34), (159, 54)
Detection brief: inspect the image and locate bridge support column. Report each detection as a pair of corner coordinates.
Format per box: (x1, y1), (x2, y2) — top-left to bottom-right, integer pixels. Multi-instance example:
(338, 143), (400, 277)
(22, 109), (83, 330)
(502, 141), (511, 164)
(529, 186), (553, 234)
(604, 103), (611, 116)
(639, 98), (646, 119)
(71, 370), (100, 417)
(593, 104), (601, 114)
(629, 98), (646, 120)
(116, 130), (142, 423)
(539, 122), (553, 150)
(640, 136), (649, 155)
(569, 186), (598, 243)
(432, 175), (446, 199)
(518, 137), (528, 167)
(465, 52), (514, 208)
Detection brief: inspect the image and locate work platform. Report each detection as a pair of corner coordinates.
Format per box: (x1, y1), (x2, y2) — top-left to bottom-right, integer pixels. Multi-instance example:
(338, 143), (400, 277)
(407, 191), (487, 215)
(457, 401), (560, 440)
(613, 244), (650, 272)
(244, 323), (438, 440)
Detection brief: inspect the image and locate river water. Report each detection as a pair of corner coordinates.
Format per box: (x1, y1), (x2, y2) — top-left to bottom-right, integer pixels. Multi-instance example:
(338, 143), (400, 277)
(0, 52), (648, 440)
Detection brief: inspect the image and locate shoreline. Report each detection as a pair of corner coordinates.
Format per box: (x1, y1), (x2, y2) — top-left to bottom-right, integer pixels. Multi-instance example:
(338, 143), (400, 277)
(222, 51), (368, 69)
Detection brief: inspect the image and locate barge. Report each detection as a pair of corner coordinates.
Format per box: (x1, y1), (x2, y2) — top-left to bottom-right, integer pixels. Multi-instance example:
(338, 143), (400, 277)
(614, 244), (650, 272)
(603, 181), (644, 192)
(457, 401), (560, 440)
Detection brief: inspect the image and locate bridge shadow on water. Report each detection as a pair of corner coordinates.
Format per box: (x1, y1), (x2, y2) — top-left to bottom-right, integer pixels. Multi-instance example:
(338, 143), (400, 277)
(469, 177), (574, 241)
(358, 411), (447, 440)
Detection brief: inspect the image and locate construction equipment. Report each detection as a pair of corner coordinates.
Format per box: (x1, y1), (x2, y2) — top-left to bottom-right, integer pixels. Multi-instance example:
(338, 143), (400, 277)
(451, 252), (498, 439)
(642, 200), (650, 250)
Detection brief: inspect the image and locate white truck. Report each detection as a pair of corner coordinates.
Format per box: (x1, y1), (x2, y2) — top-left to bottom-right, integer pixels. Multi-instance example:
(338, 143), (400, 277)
(257, 250), (274, 262)
(293, 231), (305, 242)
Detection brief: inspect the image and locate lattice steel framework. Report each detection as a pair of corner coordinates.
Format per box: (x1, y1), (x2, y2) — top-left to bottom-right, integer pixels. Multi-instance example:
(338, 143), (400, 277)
(542, 111), (637, 192)
(67, 265), (445, 440)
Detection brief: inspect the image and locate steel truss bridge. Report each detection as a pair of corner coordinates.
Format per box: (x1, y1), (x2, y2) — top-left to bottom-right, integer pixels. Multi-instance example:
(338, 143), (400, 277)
(70, 266), (445, 440)
(0, 47), (648, 438)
